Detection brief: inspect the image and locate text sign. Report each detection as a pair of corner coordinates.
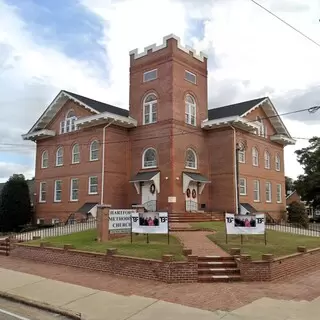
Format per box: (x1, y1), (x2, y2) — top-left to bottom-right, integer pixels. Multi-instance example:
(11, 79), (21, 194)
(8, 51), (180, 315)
(131, 212), (168, 234)
(225, 213), (265, 235)
(109, 209), (135, 234)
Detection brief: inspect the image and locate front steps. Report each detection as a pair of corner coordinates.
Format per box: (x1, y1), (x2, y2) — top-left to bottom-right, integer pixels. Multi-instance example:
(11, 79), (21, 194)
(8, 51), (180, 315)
(198, 256), (241, 282)
(169, 212), (223, 223)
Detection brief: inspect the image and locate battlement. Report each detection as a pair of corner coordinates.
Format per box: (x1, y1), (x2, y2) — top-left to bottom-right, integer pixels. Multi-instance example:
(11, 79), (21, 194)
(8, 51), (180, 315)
(129, 34), (208, 63)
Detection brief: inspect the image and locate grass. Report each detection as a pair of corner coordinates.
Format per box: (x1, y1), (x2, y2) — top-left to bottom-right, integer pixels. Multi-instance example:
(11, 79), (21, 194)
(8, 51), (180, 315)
(191, 222), (320, 260)
(27, 229), (185, 261)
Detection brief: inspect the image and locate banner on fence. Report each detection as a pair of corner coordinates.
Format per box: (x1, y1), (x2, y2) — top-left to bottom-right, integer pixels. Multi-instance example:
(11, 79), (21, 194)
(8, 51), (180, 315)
(109, 209), (135, 233)
(131, 212), (168, 234)
(225, 213), (265, 235)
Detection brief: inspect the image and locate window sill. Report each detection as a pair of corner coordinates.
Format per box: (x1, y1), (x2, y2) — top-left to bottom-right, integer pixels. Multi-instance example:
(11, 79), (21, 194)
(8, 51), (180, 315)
(239, 193), (247, 196)
(143, 122), (157, 126)
(266, 201), (272, 203)
(88, 192), (98, 195)
(41, 167), (48, 169)
(55, 165), (63, 167)
(185, 122), (197, 128)
(71, 162), (80, 165)
(142, 166), (157, 170)
(69, 199), (79, 202)
(185, 166), (197, 170)
(252, 164), (259, 167)
(53, 200), (61, 203)
(253, 200), (260, 203)
(277, 201), (282, 204)
(39, 201), (46, 204)
(89, 159), (99, 162)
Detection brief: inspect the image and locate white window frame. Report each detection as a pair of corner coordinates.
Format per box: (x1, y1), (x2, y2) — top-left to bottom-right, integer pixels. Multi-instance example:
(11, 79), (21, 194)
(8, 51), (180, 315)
(60, 110), (77, 134)
(185, 94), (196, 126)
(264, 151), (270, 169)
(39, 182), (47, 203)
(56, 147), (63, 166)
(276, 184), (282, 203)
(252, 147), (259, 167)
(90, 140), (99, 161)
(72, 144), (80, 164)
(275, 154), (281, 171)
(239, 178), (247, 195)
(185, 148), (197, 169)
(142, 148), (157, 169)
(41, 150), (48, 168)
(253, 180), (260, 202)
(143, 69), (157, 82)
(265, 181), (272, 203)
(185, 70), (197, 84)
(238, 144), (246, 163)
(70, 178), (79, 201)
(143, 93), (157, 125)
(88, 176), (98, 195)
(54, 180), (62, 202)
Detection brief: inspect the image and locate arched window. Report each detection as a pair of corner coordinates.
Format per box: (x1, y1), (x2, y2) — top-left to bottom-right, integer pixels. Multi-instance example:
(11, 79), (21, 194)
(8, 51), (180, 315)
(60, 109), (77, 134)
(41, 150), (48, 168)
(185, 94), (196, 126)
(238, 143), (246, 163)
(142, 148), (157, 168)
(256, 116), (266, 138)
(252, 147), (259, 166)
(143, 93), (157, 125)
(72, 144), (80, 164)
(56, 147), (63, 166)
(90, 140), (99, 161)
(185, 148), (197, 169)
(264, 150), (270, 169)
(275, 154), (281, 171)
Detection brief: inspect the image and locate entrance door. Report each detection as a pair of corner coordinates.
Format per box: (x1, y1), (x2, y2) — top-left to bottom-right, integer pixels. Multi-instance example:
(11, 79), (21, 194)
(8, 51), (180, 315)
(141, 182), (157, 211)
(185, 182), (198, 212)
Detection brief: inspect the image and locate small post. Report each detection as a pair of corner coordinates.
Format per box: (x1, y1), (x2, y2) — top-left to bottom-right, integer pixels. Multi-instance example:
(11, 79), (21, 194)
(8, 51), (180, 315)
(130, 215), (133, 244)
(264, 231), (267, 246)
(241, 234), (243, 245)
(146, 233), (149, 244)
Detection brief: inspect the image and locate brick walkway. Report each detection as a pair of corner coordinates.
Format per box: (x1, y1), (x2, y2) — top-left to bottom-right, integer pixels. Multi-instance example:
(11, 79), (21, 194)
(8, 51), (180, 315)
(0, 256), (319, 312)
(173, 231), (230, 256)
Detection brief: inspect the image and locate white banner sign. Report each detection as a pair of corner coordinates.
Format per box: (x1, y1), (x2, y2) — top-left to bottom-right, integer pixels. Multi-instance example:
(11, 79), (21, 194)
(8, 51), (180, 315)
(225, 213), (265, 235)
(131, 212), (168, 234)
(109, 209), (135, 233)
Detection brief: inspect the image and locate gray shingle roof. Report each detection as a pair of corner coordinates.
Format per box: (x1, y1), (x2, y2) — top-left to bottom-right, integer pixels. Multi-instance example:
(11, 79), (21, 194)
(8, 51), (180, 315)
(64, 91), (129, 117)
(208, 97), (266, 120)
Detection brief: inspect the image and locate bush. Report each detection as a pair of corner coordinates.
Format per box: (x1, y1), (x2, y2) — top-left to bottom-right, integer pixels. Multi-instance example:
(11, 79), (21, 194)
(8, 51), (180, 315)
(287, 201), (309, 229)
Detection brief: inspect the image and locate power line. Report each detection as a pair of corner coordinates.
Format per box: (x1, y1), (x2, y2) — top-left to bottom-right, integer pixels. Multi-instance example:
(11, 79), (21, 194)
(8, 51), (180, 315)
(249, 0), (320, 49)
(0, 105), (317, 150)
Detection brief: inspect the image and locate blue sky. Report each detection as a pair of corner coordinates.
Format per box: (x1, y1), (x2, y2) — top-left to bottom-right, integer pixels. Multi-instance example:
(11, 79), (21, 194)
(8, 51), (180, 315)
(0, 0), (319, 182)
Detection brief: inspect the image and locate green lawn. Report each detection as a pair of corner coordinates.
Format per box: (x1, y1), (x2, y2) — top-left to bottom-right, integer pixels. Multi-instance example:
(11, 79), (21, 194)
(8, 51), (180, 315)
(27, 229), (185, 261)
(191, 222), (320, 260)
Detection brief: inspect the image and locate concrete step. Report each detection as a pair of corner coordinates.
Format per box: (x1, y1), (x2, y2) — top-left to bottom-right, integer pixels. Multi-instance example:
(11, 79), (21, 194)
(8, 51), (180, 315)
(198, 256), (234, 262)
(198, 274), (242, 282)
(198, 261), (238, 268)
(198, 268), (240, 275)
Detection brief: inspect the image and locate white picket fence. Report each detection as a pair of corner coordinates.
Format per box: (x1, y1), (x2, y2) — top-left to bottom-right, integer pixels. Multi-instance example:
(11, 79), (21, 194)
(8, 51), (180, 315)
(266, 224), (320, 237)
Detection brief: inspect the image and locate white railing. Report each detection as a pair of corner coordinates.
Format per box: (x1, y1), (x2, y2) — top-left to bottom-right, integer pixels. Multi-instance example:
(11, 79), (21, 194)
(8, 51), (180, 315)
(266, 224), (320, 237)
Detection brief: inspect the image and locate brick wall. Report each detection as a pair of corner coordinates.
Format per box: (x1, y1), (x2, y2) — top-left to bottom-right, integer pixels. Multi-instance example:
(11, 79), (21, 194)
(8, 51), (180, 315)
(11, 244), (198, 283)
(237, 246), (320, 281)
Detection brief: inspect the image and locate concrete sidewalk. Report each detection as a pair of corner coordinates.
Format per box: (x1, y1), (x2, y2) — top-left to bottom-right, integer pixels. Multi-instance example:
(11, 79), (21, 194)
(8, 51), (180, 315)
(0, 268), (227, 320)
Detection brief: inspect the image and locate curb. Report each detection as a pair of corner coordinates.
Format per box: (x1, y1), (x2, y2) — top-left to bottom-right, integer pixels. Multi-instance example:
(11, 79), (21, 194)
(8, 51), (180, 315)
(0, 291), (82, 319)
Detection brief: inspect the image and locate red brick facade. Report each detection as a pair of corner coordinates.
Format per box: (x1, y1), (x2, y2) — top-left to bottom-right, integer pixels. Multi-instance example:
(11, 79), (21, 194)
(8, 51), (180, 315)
(23, 34), (294, 223)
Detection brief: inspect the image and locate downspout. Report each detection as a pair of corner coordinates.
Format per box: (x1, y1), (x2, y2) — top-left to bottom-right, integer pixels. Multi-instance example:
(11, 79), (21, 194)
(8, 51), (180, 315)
(101, 119), (115, 204)
(228, 124), (239, 214)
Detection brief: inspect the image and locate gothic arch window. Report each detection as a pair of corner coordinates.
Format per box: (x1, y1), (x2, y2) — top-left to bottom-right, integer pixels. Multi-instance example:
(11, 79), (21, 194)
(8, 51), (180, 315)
(252, 147), (259, 166)
(56, 147), (63, 166)
(185, 94), (196, 126)
(185, 148), (197, 169)
(72, 143), (80, 164)
(41, 150), (48, 168)
(143, 93), (157, 125)
(142, 148), (157, 168)
(90, 140), (99, 161)
(264, 150), (270, 169)
(60, 109), (78, 134)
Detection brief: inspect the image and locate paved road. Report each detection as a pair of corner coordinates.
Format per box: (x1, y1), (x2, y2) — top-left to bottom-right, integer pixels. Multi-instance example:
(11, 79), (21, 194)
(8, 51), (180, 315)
(0, 298), (69, 320)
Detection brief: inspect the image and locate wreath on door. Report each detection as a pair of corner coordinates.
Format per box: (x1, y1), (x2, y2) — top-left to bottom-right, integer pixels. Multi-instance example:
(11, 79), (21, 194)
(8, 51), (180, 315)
(186, 188), (191, 198)
(150, 183), (156, 194)
(192, 189), (197, 199)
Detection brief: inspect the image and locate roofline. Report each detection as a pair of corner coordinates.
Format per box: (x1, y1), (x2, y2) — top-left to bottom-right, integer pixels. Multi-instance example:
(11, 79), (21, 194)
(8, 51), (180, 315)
(286, 190), (297, 199)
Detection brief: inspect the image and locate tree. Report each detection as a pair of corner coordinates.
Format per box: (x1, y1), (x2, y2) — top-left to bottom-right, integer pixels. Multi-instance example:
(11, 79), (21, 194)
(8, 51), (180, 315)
(0, 174), (33, 232)
(287, 201), (309, 229)
(295, 137), (320, 210)
(285, 176), (295, 194)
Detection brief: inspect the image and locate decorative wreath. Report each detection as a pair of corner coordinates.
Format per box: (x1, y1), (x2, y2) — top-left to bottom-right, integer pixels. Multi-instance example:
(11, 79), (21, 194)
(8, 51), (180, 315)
(192, 189), (197, 199)
(186, 188), (191, 198)
(150, 183), (156, 194)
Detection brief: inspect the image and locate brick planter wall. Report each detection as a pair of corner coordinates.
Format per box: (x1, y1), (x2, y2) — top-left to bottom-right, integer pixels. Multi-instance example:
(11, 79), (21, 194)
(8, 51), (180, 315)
(236, 246), (320, 281)
(11, 244), (198, 283)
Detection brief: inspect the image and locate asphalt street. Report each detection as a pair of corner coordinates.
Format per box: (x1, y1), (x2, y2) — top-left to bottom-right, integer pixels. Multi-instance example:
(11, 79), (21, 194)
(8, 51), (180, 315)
(0, 298), (69, 320)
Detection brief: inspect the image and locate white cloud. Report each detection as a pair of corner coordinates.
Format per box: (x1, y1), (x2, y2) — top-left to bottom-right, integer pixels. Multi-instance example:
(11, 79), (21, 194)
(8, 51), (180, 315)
(0, 162), (34, 183)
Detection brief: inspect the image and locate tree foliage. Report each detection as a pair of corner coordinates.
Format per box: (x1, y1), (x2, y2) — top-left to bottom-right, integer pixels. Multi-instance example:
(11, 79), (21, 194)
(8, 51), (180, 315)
(287, 201), (309, 229)
(0, 174), (33, 232)
(294, 137), (320, 210)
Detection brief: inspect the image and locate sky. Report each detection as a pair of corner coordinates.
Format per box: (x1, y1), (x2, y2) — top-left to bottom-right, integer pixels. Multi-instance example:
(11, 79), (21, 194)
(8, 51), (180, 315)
(0, 0), (319, 182)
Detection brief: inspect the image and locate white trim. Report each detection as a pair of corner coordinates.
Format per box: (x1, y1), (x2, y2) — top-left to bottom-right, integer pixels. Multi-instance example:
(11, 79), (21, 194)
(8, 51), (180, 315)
(54, 180), (62, 202)
(264, 150), (270, 169)
(276, 184), (282, 203)
(22, 129), (56, 141)
(253, 180), (260, 202)
(90, 140), (99, 161)
(88, 176), (98, 195)
(143, 93), (157, 125)
(55, 147), (63, 166)
(41, 150), (48, 168)
(239, 178), (247, 195)
(270, 134), (296, 145)
(275, 154), (281, 171)
(185, 94), (196, 126)
(129, 34), (208, 62)
(185, 70), (197, 84)
(238, 143), (246, 163)
(252, 147), (259, 167)
(185, 148), (197, 169)
(72, 143), (80, 164)
(70, 178), (79, 201)
(142, 148), (157, 169)
(182, 173), (210, 195)
(39, 181), (46, 203)
(143, 69), (158, 82)
(75, 111), (137, 129)
(265, 181), (272, 203)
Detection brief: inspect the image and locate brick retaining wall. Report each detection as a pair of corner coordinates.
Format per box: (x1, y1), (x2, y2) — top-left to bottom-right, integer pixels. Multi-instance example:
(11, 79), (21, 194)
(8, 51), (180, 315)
(11, 244), (198, 283)
(236, 246), (320, 281)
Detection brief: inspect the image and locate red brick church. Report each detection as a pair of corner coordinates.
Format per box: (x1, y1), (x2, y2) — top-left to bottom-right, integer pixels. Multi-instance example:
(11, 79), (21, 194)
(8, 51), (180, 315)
(22, 34), (295, 223)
